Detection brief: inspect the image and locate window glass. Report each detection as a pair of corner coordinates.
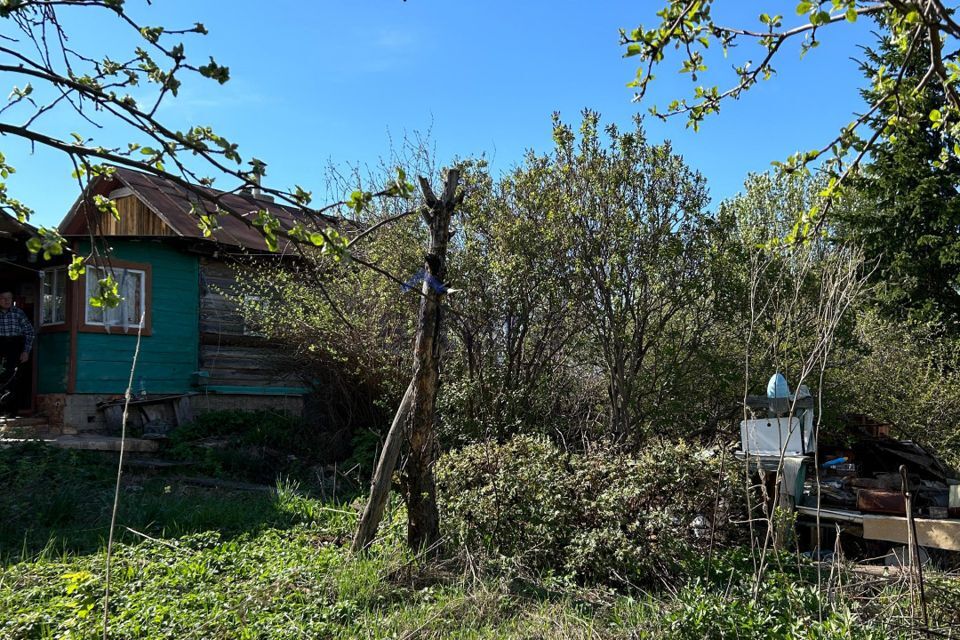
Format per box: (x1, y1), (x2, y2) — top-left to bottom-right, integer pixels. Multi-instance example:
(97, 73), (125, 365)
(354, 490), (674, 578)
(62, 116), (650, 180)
(85, 267), (146, 328)
(42, 268), (67, 325)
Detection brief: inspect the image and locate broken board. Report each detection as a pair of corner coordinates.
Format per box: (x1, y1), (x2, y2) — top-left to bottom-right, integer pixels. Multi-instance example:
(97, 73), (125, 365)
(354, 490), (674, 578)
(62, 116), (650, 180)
(861, 514), (960, 552)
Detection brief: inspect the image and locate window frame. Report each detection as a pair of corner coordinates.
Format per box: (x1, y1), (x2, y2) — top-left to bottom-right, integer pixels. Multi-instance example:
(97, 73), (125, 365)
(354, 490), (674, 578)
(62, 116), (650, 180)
(78, 260), (153, 336)
(41, 267), (68, 327)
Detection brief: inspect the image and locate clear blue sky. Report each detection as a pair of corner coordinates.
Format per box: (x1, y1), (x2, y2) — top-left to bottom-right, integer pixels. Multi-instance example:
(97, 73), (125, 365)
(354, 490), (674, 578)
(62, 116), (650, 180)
(2, 1), (876, 228)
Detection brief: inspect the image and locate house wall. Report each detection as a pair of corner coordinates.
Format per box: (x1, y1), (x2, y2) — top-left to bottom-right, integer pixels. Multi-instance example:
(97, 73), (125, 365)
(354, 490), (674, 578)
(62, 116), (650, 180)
(73, 239), (199, 395)
(197, 257), (306, 393)
(36, 241), (309, 431)
(88, 195), (175, 236)
(36, 332), (69, 393)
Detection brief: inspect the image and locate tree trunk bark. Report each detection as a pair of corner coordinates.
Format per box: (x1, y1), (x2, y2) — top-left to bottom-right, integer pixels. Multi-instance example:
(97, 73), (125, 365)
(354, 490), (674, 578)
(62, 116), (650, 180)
(351, 168), (460, 553)
(351, 380), (414, 552)
(404, 170), (458, 551)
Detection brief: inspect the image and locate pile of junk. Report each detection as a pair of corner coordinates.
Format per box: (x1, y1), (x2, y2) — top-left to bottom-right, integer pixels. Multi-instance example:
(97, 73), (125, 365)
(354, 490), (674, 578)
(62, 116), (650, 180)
(738, 372), (960, 558)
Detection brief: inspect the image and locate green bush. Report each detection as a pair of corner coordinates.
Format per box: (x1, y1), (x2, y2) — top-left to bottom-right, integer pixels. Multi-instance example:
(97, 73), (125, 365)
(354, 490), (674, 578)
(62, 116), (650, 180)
(167, 410), (315, 482)
(436, 435), (744, 587)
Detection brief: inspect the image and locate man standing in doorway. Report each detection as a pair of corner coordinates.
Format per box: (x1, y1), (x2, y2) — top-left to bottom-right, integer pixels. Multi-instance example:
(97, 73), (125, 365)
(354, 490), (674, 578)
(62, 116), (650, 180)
(0, 288), (34, 418)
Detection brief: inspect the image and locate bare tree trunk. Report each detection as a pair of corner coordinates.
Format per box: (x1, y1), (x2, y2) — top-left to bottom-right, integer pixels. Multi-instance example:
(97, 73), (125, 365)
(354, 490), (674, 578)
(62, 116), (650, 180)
(404, 170), (458, 551)
(351, 168), (461, 553)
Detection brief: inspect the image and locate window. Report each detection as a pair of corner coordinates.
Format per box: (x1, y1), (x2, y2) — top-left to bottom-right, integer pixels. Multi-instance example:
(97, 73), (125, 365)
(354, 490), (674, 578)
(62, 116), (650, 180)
(42, 268), (67, 325)
(85, 267), (147, 328)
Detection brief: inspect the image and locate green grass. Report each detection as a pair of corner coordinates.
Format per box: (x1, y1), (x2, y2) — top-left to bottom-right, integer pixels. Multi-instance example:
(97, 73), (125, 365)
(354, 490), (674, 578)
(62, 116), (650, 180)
(0, 443), (313, 561)
(0, 443), (955, 639)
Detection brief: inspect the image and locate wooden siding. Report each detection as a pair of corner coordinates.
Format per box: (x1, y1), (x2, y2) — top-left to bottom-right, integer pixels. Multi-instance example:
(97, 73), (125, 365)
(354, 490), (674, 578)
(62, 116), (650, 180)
(37, 332), (70, 393)
(86, 195), (175, 236)
(73, 240), (199, 394)
(199, 258), (302, 390)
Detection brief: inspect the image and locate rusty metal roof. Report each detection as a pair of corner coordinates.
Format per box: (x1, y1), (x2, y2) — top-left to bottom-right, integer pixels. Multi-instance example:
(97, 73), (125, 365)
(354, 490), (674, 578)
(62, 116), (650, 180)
(0, 210), (37, 238)
(59, 166), (333, 253)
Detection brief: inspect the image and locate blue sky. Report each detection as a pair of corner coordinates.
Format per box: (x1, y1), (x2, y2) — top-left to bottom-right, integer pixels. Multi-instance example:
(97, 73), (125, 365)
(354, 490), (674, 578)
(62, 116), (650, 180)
(2, 1), (876, 227)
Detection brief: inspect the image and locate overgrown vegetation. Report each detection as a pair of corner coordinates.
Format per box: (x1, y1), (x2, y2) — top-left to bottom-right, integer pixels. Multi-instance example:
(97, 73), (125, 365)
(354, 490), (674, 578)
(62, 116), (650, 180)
(165, 409), (327, 483)
(2, 442), (954, 639)
(4, 2), (960, 637)
(437, 435), (742, 588)
(0, 443), (308, 561)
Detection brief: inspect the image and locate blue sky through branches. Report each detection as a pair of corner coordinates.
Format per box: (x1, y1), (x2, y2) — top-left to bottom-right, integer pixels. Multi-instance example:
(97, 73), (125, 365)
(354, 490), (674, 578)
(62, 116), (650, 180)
(3, 1), (874, 227)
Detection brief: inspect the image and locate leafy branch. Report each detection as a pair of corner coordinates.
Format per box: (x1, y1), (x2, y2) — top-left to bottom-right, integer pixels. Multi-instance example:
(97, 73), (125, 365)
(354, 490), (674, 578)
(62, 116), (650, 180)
(622, 1), (960, 239)
(0, 1), (417, 287)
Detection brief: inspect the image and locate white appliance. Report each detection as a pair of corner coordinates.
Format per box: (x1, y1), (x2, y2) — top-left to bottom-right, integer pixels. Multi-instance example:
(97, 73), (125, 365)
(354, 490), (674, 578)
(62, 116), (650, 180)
(740, 410), (815, 457)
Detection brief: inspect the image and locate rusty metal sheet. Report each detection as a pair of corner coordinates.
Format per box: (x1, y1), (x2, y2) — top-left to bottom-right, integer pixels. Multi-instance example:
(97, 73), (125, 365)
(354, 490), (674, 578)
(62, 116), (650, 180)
(857, 489), (906, 515)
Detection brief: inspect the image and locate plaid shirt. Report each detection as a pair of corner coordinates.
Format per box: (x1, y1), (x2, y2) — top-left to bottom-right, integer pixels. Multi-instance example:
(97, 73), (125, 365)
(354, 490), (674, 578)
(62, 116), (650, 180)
(0, 306), (35, 353)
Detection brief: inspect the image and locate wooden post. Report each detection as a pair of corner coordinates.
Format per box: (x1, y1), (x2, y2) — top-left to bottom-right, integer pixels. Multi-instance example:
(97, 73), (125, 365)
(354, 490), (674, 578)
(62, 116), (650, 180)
(900, 465), (929, 629)
(351, 381), (415, 551)
(351, 168), (460, 553)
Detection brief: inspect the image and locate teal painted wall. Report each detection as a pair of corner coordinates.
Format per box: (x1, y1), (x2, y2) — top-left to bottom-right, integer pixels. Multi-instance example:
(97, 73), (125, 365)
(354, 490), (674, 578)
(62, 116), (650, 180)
(37, 332), (69, 393)
(74, 240), (199, 394)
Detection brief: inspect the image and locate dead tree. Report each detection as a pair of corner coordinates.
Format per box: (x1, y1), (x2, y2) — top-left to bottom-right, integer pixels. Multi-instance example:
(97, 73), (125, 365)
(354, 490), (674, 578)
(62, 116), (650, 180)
(352, 168), (460, 553)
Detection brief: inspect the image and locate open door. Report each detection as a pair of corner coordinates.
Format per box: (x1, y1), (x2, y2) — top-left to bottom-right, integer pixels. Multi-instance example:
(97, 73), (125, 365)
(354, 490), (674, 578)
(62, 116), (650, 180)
(1, 213), (41, 415)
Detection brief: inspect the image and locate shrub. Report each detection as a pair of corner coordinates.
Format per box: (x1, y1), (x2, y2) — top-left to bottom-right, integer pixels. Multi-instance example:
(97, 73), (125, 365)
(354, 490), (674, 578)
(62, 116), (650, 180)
(436, 435), (744, 588)
(168, 409), (314, 482)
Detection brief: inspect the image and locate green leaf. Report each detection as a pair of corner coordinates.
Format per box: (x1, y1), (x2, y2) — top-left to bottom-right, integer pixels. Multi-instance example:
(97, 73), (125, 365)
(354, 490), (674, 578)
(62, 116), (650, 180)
(347, 190), (371, 213)
(90, 275), (120, 309)
(929, 109), (942, 122)
(795, 1), (812, 15)
(198, 57), (230, 84)
(811, 10), (831, 25)
(93, 194), (120, 221)
(68, 256), (86, 280)
(264, 234), (278, 252)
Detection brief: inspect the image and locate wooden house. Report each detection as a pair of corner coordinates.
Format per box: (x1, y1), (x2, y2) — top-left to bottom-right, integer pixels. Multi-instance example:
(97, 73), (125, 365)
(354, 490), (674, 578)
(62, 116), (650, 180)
(5, 166), (319, 433)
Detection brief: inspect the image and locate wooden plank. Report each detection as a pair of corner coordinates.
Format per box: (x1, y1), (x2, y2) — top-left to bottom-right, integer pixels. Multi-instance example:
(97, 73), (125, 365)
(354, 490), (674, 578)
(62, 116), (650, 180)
(796, 505), (864, 523)
(204, 369), (294, 381)
(199, 385), (308, 396)
(204, 377), (297, 388)
(77, 343), (198, 357)
(200, 324), (246, 337)
(200, 332), (271, 347)
(862, 515), (960, 551)
(199, 356), (278, 370)
(200, 345), (274, 358)
(200, 298), (241, 311)
(93, 196), (176, 236)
